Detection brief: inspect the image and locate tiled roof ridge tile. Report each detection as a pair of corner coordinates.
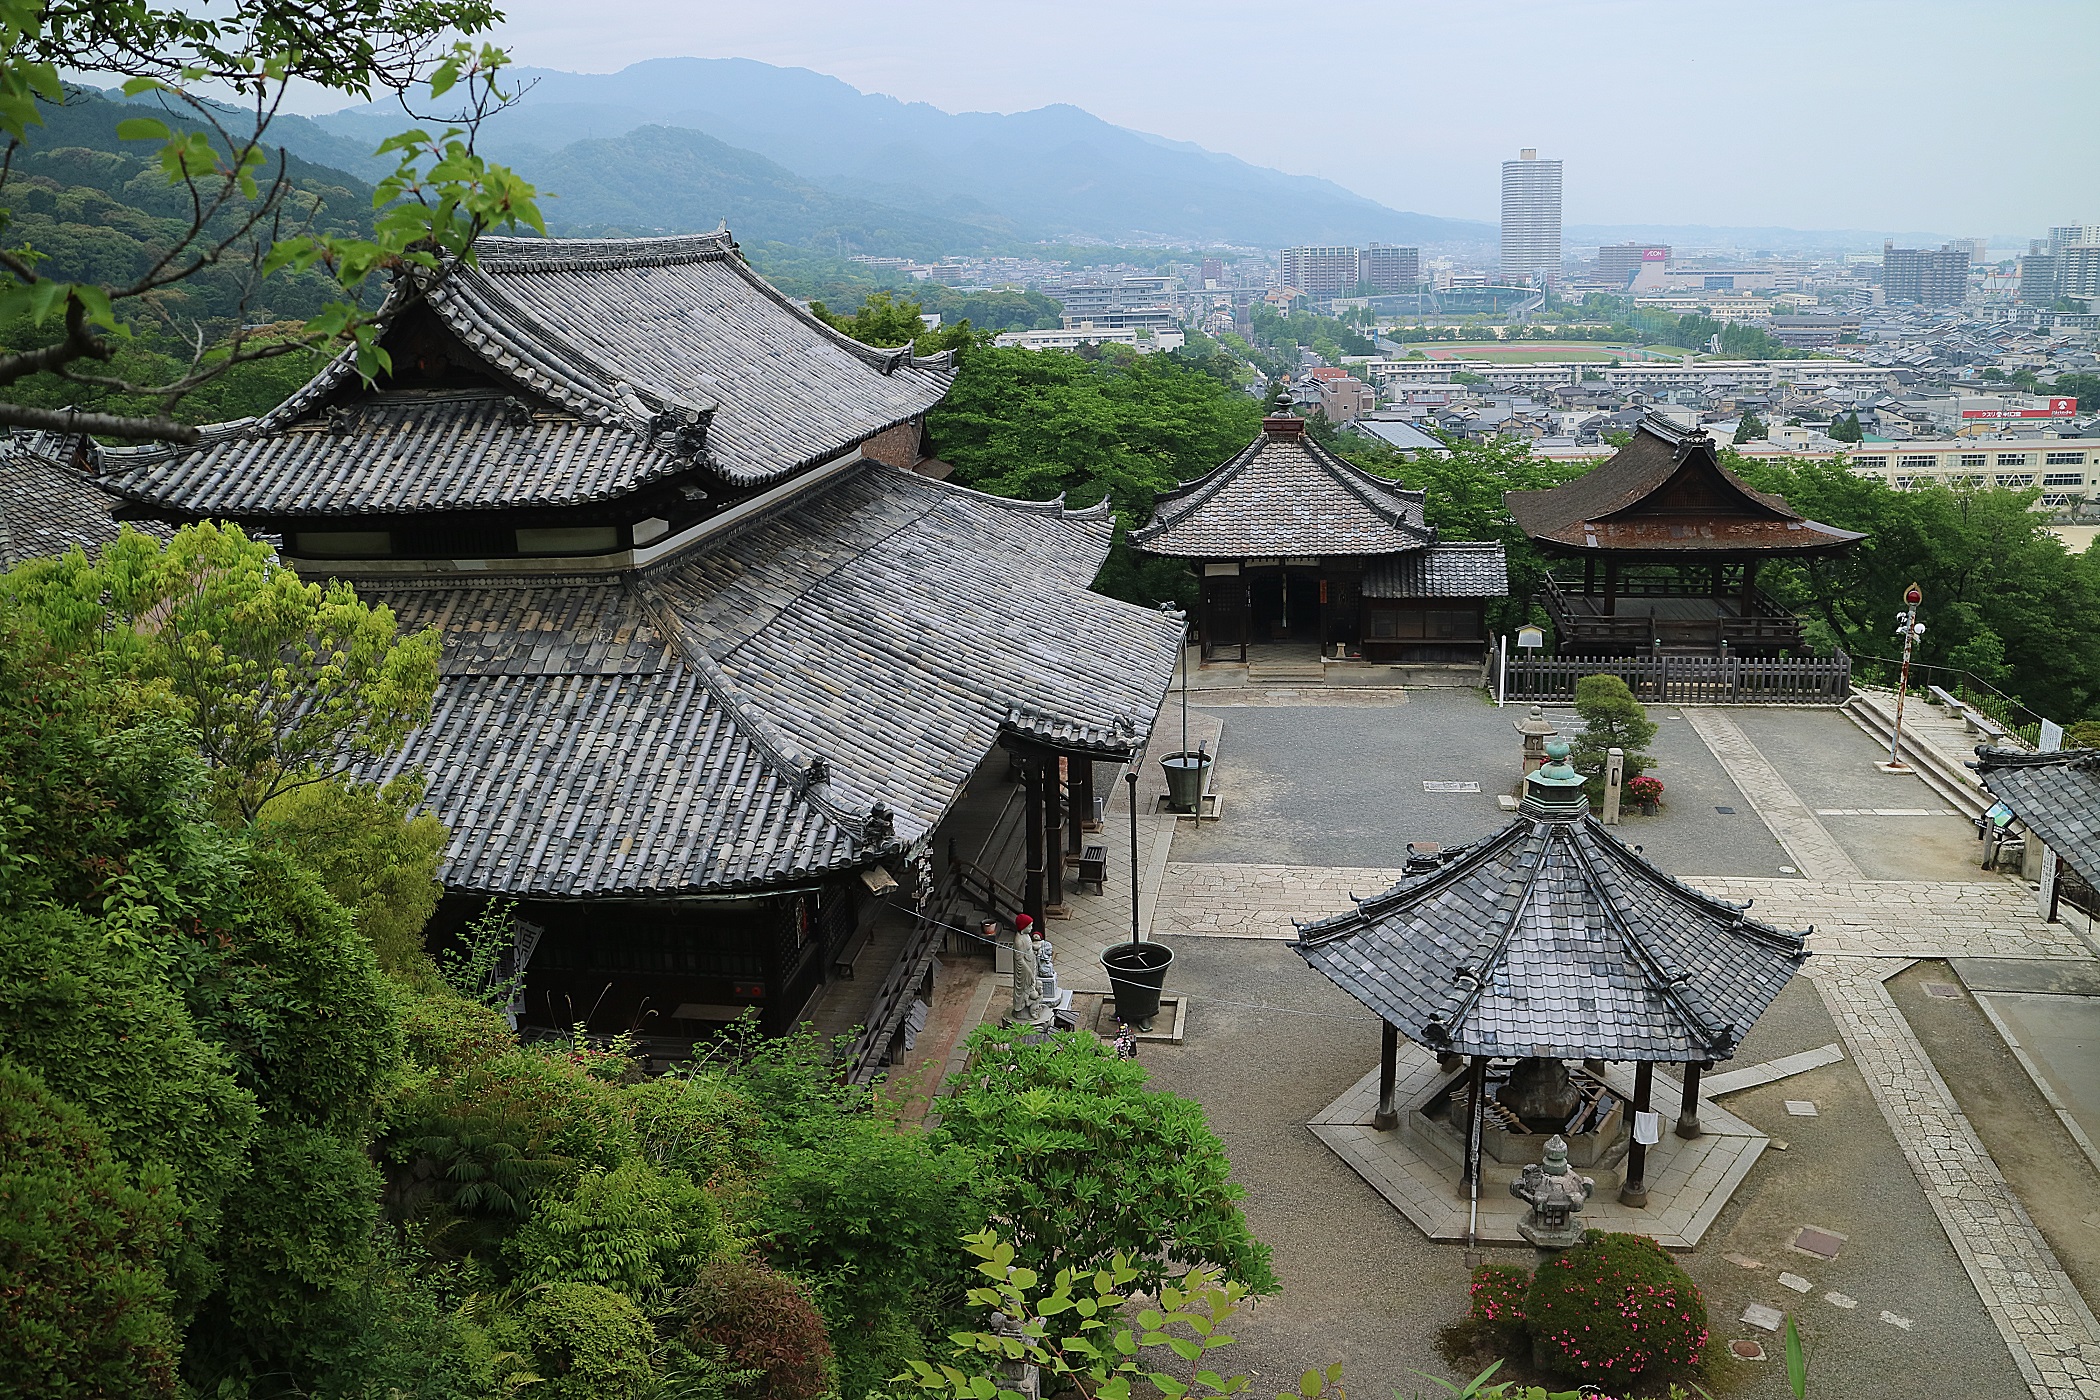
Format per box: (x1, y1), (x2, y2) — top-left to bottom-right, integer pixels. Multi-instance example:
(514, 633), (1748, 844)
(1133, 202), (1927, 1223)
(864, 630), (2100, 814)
(1133, 429), (1433, 555)
(629, 582), (878, 853)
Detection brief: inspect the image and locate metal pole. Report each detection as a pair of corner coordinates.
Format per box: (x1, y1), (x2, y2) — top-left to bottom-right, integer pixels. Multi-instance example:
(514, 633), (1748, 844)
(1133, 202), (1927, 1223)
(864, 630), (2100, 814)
(1181, 615), (1189, 760)
(1888, 583), (1923, 770)
(1126, 770), (1141, 950)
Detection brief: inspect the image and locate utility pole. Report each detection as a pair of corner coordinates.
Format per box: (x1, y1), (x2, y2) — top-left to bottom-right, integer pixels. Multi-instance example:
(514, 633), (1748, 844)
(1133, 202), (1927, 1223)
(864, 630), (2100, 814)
(1881, 582), (1926, 773)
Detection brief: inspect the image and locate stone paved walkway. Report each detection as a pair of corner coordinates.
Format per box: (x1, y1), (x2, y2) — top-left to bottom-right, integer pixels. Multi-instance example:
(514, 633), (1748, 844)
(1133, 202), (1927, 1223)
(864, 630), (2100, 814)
(1681, 707), (1866, 879)
(1811, 959), (2100, 1399)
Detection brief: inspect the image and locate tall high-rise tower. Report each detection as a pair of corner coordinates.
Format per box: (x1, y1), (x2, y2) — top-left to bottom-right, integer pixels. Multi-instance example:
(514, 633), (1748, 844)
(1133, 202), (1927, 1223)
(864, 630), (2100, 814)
(1500, 148), (1563, 287)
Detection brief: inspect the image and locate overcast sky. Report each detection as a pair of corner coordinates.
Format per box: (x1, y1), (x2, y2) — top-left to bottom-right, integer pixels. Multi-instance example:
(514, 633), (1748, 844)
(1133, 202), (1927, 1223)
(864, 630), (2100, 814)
(372, 0), (2096, 237)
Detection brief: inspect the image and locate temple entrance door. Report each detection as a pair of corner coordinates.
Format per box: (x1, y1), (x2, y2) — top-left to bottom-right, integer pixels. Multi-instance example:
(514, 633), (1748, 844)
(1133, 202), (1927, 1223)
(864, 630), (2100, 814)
(1248, 568), (1285, 641)
(1284, 566), (1322, 640)
(1203, 574), (1248, 660)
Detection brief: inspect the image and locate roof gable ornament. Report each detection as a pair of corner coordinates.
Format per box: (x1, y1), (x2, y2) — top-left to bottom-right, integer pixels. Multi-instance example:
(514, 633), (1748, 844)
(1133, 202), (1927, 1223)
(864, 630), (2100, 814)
(861, 802), (896, 848)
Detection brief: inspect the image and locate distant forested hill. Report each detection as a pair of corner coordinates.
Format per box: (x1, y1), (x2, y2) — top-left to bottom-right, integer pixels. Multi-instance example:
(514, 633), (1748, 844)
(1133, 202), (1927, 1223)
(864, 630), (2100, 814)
(16, 88), (376, 326)
(310, 57), (1493, 250)
(519, 125), (1004, 253)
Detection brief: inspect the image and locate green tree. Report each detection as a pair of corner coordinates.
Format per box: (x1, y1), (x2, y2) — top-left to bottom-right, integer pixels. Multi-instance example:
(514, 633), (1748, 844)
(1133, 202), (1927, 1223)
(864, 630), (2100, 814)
(1570, 674), (1656, 787)
(1733, 411), (1768, 443)
(10, 523), (440, 818)
(1829, 411), (1864, 442)
(1729, 452), (2100, 720)
(0, 1058), (181, 1399)
(0, 0), (542, 442)
(934, 1028), (1276, 1296)
(2051, 372), (2100, 409)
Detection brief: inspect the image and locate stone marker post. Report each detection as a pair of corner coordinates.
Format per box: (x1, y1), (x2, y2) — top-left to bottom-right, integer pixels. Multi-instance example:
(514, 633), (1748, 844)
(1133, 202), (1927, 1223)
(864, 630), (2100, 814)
(1603, 747), (1625, 825)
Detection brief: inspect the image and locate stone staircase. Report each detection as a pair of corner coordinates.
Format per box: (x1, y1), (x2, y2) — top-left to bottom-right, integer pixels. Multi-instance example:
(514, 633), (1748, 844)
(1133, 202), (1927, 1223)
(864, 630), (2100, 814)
(1839, 688), (1994, 820)
(1246, 659), (1327, 684)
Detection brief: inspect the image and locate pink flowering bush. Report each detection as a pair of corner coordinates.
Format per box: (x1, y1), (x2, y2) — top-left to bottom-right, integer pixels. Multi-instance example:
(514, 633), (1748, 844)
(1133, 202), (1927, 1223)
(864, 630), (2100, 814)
(1467, 1263), (1531, 1352)
(1523, 1230), (1709, 1388)
(1626, 775), (1664, 805)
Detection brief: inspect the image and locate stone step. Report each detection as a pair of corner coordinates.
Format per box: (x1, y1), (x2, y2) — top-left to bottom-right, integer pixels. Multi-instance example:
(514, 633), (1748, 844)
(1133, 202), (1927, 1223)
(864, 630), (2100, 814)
(1839, 691), (1989, 820)
(1247, 662), (1326, 684)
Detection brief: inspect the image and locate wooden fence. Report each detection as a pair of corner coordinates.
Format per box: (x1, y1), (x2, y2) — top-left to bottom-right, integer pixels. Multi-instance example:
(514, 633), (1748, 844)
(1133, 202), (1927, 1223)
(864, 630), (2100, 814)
(1497, 642), (1852, 706)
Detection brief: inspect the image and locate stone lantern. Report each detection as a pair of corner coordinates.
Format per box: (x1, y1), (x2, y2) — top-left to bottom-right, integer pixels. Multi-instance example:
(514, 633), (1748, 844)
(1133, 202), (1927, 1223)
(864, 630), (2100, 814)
(1513, 704), (1557, 788)
(1510, 1135), (1595, 1249)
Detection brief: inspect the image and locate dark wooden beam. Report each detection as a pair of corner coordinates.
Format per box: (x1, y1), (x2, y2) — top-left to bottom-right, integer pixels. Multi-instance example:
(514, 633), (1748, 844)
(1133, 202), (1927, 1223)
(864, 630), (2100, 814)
(1675, 1061), (1706, 1139)
(1620, 1060), (1655, 1207)
(1374, 1021), (1400, 1130)
(1023, 752), (1045, 927)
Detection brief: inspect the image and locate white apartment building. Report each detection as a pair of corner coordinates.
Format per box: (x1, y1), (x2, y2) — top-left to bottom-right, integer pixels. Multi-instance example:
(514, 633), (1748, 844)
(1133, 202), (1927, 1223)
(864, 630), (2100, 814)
(1601, 360), (1889, 391)
(1632, 295), (1773, 322)
(1500, 149), (1562, 287)
(1279, 246), (1360, 301)
(1845, 440), (2098, 504)
(992, 326), (1186, 354)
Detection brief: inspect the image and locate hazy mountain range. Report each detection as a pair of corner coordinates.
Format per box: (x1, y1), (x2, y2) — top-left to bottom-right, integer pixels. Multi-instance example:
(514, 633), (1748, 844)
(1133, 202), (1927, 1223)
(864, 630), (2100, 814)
(303, 57), (1494, 250)
(77, 59), (1972, 256)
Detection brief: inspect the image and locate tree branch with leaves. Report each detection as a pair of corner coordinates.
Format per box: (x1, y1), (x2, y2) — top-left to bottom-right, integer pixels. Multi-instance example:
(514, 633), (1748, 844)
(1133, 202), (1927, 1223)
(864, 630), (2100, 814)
(0, 0), (543, 442)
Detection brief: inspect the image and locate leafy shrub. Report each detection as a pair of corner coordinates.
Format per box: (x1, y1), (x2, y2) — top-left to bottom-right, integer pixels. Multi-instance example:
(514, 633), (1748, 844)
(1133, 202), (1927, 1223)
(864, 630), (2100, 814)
(684, 1255), (835, 1400)
(935, 1027), (1276, 1295)
(491, 1280), (655, 1400)
(1523, 1230), (1708, 1388)
(0, 1058), (181, 1399)
(628, 1070), (764, 1191)
(1571, 675), (1656, 790)
(399, 987), (516, 1080)
(254, 774), (448, 981)
(505, 1159), (726, 1298)
(1466, 1263), (1530, 1353)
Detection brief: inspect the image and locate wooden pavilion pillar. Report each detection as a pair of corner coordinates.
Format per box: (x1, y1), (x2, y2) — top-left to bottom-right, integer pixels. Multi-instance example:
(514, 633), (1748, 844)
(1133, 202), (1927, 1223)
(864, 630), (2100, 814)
(1075, 758), (1100, 833)
(1619, 1060), (1655, 1208)
(1042, 752), (1067, 918)
(1064, 758), (1084, 865)
(1583, 555), (1596, 596)
(1675, 1061), (1706, 1140)
(1602, 559), (1620, 616)
(1373, 1022), (1400, 1130)
(1739, 558), (1760, 618)
(1022, 751), (1046, 927)
(1461, 1055), (1489, 1186)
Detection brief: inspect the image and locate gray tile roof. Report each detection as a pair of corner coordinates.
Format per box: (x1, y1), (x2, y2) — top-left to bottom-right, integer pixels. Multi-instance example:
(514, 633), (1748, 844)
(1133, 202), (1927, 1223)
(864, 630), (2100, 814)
(1292, 814), (1809, 1062)
(88, 232), (954, 517)
(1978, 747), (2100, 879)
(1361, 542), (1509, 599)
(353, 465), (1182, 897)
(0, 432), (165, 565)
(1133, 423), (1434, 559)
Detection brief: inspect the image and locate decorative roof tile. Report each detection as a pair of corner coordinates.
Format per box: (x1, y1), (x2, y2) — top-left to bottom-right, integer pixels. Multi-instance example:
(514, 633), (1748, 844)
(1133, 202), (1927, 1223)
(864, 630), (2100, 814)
(1133, 420), (1434, 558)
(1362, 542), (1509, 598)
(1292, 814), (1809, 1062)
(88, 232), (954, 517)
(0, 431), (165, 565)
(351, 466), (1182, 897)
(1977, 747), (2100, 879)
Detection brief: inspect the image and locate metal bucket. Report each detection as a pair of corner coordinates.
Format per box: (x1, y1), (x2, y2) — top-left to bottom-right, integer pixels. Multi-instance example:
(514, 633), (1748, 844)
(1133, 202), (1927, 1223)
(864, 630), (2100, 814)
(1159, 751), (1212, 814)
(1101, 941), (1174, 1029)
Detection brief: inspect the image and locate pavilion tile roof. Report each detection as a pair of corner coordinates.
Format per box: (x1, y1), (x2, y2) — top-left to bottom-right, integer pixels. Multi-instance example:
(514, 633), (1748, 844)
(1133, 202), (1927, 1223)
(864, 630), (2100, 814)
(1292, 813), (1809, 1062)
(1361, 541), (1509, 598)
(1977, 747), (2100, 880)
(1132, 420), (1434, 559)
(88, 232), (953, 518)
(1505, 413), (1863, 555)
(0, 431), (164, 565)
(356, 465), (1182, 897)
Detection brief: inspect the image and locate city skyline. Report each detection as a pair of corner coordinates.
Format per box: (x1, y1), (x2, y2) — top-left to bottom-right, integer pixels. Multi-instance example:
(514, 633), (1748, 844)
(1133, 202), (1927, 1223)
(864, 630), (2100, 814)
(386, 0), (2097, 236)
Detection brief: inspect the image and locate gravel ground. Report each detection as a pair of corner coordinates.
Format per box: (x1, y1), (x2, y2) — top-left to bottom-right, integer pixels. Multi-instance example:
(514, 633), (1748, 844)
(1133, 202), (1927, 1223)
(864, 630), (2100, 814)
(1141, 938), (2030, 1400)
(1175, 693), (1789, 878)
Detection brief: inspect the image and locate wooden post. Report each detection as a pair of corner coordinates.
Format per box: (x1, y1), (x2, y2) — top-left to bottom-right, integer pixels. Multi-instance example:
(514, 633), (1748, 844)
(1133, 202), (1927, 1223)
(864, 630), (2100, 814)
(1620, 1060), (1655, 1207)
(1583, 555), (1596, 596)
(1022, 750), (1045, 927)
(1065, 757), (1084, 863)
(1739, 557), (1760, 618)
(1462, 1055), (1488, 1186)
(1240, 568), (1251, 663)
(1676, 1060), (1706, 1139)
(1075, 758), (1099, 833)
(1374, 1022), (1400, 1130)
(1042, 752), (1066, 917)
(1603, 558), (1619, 615)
